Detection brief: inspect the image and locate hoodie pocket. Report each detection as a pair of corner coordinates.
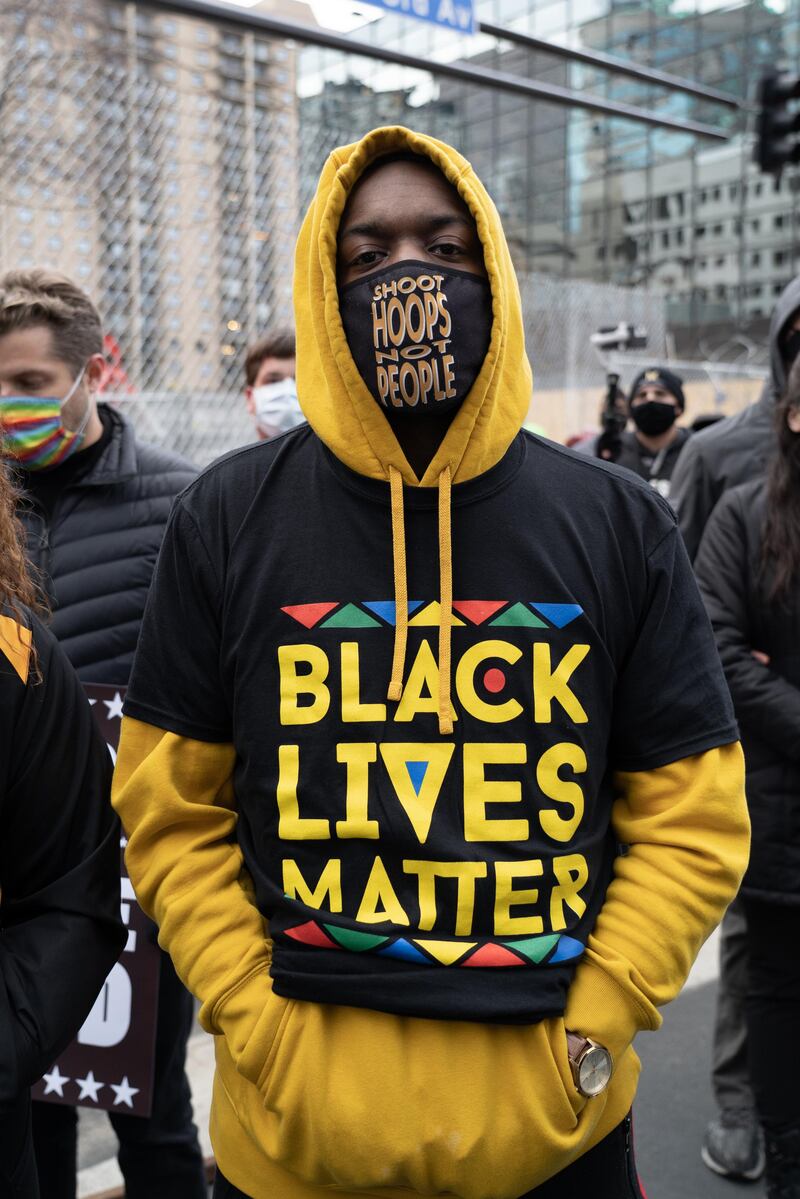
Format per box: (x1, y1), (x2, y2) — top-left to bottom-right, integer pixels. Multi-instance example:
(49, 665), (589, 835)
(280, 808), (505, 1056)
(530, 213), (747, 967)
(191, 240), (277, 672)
(248, 1001), (601, 1199)
(235, 985), (294, 1091)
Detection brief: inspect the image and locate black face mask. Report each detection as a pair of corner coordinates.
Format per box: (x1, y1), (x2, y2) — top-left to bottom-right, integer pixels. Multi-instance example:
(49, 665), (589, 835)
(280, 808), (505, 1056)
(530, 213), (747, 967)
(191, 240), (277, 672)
(783, 329), (800, 368)
(339, 260), (491, 417)
(631, 400), (678, 436)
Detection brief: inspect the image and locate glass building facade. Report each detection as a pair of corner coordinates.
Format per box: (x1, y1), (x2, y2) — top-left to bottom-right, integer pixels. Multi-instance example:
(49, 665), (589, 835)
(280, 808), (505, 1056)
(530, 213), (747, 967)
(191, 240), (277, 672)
(298, 0), (800, 361)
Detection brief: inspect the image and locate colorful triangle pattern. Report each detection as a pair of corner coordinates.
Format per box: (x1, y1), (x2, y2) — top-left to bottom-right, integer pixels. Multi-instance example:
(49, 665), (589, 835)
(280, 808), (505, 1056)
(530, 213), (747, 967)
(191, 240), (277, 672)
(323, 924), (389, 952)
(409, 601), (466, 627)
(281, 601), (583, 631)
(452, 600), (507, 625)
(490, 602), (547, 628)
(281, 603), (339, 629)
(405, 760), (429, 795)
(463, 943), (526, 967)
(280, 920), (583, 969)
(530, 603), (583, 629)
(321, 603), (382, 629)
(363, 600), (424, 625)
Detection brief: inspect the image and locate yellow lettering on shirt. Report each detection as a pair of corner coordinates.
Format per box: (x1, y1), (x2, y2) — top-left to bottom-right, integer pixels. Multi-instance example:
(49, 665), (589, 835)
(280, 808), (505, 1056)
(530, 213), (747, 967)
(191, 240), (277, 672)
(279, 644), (330, 725)
(493, 859), (544, 934)
(282, 858), (342, 911)
(356, 855), (410, 925)
(394, 639), (457, 723)
(335, 743), (380, 839)
(463, 743), (529, 842)
(402, 859), (487, 935)
(341, 643), (387, 723)
(533, 643), (589, 724)
(537, 742), (587, 842)
(277, 745), (330, 839)
(550, 853), (589, 931)
(455, 640), (523, 723)
(380, 742), (455, 843)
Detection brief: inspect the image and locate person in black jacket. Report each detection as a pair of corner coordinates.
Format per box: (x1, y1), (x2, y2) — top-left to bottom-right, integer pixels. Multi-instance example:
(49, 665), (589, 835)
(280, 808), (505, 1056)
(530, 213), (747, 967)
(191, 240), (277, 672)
(0, 462), (125, 1199)
(672, 275), (800, 1184)
(0, 269), (206, 1199)
(609, 368), (690, 502)
(695, 360), (800, 1199)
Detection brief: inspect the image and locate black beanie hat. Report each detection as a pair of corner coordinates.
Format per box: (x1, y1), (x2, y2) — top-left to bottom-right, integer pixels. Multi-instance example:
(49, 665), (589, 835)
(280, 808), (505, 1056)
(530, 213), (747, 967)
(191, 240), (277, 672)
(629, 367), (685, 412)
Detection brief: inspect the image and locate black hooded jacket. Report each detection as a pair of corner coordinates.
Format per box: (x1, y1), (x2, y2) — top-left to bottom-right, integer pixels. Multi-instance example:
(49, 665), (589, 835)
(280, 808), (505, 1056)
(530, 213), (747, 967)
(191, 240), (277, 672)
(0, 611), (124, 1158)
(16, 404), (195, 684)
(670, 276), (800, 560)
(695, 480), (800, 904)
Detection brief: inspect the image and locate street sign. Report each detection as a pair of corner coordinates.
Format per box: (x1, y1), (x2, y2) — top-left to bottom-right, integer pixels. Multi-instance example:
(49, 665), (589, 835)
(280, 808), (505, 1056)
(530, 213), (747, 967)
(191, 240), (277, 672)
(365, 0), (474, 35)
(31, 684), (160, 1118)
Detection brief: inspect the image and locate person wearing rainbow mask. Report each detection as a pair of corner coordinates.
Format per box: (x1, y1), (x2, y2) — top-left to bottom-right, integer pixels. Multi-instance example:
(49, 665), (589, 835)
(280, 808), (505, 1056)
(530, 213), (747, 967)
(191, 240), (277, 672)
(0, 269), (206, 1199)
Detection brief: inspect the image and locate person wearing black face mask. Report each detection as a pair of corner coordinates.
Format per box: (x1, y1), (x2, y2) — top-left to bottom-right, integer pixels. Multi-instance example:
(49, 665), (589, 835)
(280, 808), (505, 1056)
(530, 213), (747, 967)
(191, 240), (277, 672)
(608, 367), (691, 503)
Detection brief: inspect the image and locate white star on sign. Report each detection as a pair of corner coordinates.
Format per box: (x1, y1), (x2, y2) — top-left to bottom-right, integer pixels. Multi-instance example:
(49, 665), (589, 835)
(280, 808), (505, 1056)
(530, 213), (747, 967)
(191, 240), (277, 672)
(75, 1070), (104, 1102)
(103, 691), (125, 721)
(110, 1076), (139, 1108)
(42, 1065), (70, 1097)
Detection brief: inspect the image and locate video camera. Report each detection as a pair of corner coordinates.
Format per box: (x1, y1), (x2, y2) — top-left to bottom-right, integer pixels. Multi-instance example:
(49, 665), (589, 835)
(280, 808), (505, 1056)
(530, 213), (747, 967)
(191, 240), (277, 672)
(590, 323), (648, 461)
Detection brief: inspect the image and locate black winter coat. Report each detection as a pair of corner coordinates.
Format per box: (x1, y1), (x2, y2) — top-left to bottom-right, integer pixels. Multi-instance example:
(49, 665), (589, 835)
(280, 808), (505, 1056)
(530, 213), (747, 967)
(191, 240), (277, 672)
(17, 405), (195, 685)
(695, 479), (800, 903)
(671, 273), (800, 562)
(0, 611), (124, 1174)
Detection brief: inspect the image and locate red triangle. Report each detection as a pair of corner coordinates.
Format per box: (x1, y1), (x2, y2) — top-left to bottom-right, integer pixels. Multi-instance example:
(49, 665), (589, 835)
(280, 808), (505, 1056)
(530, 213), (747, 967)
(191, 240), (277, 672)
(284, 921), (337, 949)
(452, 601), (508, 625)
(281, 603), (339, 629)
(462, 942), (526, 967)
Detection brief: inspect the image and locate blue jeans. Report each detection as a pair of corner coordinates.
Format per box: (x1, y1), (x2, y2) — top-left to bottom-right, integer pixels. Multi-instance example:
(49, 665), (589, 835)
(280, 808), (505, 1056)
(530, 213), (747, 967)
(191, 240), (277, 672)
(31, 950), (205, 1199)
(212, 1114), (645, 1199)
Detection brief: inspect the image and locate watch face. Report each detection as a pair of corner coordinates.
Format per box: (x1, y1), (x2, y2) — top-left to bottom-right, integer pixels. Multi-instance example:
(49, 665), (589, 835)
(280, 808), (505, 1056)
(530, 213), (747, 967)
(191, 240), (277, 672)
(578, 1046), (612, 1097)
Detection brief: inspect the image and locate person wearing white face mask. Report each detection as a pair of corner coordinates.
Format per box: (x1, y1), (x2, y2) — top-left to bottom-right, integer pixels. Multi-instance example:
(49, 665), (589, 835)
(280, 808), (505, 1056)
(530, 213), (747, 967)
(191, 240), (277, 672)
(243, 329), (304, 441)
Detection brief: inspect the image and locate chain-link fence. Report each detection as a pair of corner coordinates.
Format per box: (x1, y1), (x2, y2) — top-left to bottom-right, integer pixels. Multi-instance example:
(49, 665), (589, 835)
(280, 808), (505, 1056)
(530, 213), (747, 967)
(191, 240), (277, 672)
(0, 0), (768, 464)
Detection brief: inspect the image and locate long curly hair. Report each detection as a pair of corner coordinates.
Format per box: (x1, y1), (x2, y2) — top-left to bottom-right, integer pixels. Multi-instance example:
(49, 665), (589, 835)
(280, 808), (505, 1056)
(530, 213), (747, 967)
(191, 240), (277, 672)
(761, 355), (800, 602)
(0, 462), (40, 616)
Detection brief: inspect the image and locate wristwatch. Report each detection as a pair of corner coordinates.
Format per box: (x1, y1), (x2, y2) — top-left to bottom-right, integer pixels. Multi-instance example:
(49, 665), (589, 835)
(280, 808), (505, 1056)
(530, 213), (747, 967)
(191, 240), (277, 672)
(565, 1031), (613, 1097)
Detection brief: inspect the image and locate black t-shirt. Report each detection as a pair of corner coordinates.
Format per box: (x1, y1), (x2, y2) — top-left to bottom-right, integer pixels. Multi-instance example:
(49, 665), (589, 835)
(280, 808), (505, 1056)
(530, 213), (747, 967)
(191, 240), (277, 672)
(126, 427), (737, 1023)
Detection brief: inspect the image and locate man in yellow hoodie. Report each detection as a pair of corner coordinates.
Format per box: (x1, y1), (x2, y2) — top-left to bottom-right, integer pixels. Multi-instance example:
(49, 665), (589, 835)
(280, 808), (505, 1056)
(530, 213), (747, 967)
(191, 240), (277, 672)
(112, 127), (749, 1199)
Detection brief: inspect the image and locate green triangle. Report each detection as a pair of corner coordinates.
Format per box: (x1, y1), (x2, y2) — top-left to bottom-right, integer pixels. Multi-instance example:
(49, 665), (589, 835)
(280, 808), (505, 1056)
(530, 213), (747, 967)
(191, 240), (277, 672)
(505, 934), (559, 963)
(323, 925), (389, 952)
(489, 602), (547, 628)
(321, 603), (381, 628)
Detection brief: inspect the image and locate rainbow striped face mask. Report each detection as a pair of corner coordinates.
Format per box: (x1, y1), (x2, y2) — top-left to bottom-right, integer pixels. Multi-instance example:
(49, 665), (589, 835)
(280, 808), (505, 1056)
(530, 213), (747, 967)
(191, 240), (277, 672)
(0, 365), (90, 470)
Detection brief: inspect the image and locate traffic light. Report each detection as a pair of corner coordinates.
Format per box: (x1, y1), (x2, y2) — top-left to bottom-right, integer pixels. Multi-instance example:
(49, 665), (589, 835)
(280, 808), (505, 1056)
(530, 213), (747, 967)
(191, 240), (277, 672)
(755, 71), (800, 176)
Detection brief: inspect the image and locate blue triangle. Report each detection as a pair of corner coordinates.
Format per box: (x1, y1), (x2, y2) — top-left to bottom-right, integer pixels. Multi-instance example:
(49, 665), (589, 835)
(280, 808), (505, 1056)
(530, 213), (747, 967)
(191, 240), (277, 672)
(530, 603), (583, 629)
(549, 936), (585, 964)
(378, 938), (429, 964)
(363, 600), (424, 626)
(406, 760), (429, 795)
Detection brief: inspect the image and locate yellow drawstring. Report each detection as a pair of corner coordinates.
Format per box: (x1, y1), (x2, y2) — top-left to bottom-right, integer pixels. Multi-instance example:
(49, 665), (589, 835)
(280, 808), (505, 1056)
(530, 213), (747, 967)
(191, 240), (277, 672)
(386, 462), (453, 737)
(437, 466), (453, 736)
(387, 465), (408, 703)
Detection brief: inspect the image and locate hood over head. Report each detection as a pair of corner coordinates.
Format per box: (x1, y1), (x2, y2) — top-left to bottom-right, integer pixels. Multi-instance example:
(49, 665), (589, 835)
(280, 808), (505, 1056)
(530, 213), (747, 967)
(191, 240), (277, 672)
(769, 274), (800, 400)
(293, 126), (532, 487)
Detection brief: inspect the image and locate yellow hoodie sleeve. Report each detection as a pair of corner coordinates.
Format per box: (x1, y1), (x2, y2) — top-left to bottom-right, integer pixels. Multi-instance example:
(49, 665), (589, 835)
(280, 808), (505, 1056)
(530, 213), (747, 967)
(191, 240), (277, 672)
(112, 716), (271, 1065)
(564, 741), (749, 1065)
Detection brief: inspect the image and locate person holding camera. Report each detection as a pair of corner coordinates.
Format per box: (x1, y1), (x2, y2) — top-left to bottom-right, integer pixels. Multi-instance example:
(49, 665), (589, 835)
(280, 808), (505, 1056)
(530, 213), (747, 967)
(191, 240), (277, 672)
(608, 368), (690, 501)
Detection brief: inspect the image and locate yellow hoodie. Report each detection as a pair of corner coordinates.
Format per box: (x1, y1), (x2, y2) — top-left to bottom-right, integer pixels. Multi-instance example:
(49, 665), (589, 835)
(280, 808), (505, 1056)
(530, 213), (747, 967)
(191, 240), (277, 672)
(113, 126), (749, 1199)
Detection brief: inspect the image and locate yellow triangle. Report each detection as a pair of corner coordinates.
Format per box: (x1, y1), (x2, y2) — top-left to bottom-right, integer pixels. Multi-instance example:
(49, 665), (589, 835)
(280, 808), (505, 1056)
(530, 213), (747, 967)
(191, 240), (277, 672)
(0, 615), (32, 684)
(414, 938), (476, 966)
(408, 601), (465, 627)
(379, 742), (455, 843)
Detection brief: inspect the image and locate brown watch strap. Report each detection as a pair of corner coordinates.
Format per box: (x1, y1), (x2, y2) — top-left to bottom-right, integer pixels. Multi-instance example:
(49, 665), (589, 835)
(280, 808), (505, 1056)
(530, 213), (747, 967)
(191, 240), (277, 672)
(566, 1032), (589, 1062)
